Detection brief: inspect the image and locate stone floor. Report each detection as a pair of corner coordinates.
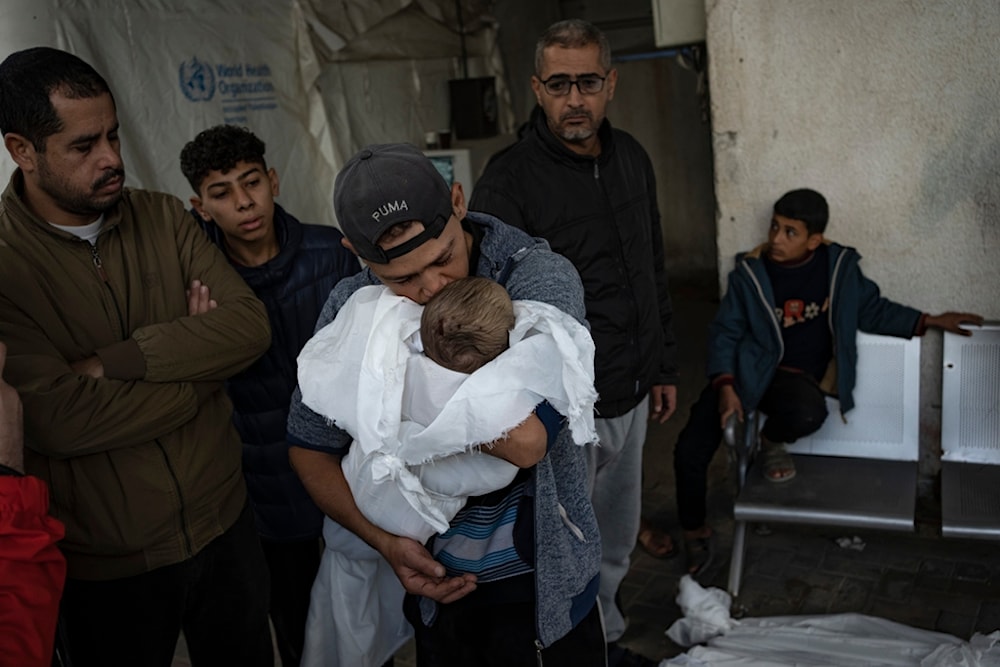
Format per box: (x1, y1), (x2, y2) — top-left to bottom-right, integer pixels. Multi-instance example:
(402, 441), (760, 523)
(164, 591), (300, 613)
(173, 287), (1000, 666)
(599, 289), (1000, 663)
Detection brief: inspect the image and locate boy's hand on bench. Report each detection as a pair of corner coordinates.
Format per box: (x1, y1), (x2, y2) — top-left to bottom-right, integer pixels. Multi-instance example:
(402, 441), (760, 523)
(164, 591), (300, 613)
(718, 384), (744, 429)
(925, 312), (984, 336)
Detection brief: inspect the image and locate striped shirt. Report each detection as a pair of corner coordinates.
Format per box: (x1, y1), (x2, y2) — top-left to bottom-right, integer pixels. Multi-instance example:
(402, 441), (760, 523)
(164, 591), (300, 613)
(431, 472), (533, 582)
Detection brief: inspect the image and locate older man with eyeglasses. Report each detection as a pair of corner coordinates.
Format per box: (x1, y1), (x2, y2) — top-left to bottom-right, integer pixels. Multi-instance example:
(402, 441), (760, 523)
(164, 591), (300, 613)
(471, 18), (678, 667)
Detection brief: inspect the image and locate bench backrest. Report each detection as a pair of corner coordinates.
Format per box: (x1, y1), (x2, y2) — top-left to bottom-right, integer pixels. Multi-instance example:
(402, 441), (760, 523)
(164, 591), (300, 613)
(942, 323), (1000, 464)
(784, 331), (921, 461)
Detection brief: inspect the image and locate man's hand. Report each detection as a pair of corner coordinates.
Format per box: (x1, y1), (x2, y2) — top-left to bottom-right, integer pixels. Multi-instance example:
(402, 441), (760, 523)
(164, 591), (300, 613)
(380, 533), (477, 604)
(186, 279), (218, 316)
(0, 342), (25, 473)
(70, 355), (105, 379)
(649, 384), (677, 423)
(289, 446), (477, 604)
(718, 384), (744, 429)
(925, 312), (984, 336)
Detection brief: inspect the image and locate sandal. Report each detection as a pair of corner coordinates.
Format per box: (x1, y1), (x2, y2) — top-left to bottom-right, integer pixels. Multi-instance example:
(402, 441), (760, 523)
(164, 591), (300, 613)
(683, 529), (714, 577)
(636, 519), (677, 559)
(760, 440), (797, 483)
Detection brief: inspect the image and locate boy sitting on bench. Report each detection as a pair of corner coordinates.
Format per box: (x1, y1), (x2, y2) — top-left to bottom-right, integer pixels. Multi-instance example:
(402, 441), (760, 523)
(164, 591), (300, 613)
(672, 188), (982, 577)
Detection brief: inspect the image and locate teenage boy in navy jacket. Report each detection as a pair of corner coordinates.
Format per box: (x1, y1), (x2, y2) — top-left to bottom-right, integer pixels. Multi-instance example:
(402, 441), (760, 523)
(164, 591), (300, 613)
(180, 125), (360, 667)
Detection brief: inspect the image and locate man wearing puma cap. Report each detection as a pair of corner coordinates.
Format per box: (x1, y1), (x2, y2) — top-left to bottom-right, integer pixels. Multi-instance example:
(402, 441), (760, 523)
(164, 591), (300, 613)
(333, 143), (454, 265)
(288, 142), (605, 665)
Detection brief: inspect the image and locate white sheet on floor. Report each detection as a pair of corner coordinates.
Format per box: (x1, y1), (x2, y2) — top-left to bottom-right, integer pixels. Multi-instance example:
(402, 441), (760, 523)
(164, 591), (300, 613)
(666, 573), (739, 646)
(662, 576), (1000, 667)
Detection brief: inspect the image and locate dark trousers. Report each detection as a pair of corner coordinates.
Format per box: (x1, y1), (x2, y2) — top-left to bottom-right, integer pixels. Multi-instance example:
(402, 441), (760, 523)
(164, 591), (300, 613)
(674, 369), (828, 530)
(61, 504), (273, 667)
(403, 595), (605, 667)
(261, 537), (321, 667)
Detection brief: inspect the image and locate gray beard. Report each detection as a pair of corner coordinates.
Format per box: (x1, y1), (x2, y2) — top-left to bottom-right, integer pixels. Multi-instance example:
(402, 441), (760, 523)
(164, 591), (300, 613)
(558, 126), (595, 143)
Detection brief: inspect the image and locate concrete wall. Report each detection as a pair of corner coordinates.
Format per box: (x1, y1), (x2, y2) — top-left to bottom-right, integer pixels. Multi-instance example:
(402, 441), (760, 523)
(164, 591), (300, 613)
(489, 2), (562, 122)
(706, 0), (1000, 480)
(612, 56), (717, 288)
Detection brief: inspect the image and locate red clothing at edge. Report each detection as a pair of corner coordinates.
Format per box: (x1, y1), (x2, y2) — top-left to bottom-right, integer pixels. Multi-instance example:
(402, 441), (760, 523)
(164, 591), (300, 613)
(0, 475), (66, 667)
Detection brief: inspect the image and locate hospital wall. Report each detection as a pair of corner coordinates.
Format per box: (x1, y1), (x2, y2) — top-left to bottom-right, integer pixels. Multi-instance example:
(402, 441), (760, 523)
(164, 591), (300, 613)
(706, 0), (1000, 478)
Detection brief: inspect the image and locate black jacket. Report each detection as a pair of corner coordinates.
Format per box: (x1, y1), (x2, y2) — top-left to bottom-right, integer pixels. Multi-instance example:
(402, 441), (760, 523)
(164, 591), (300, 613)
(199, 205), (361, 540)
(471, 106), (678, 417)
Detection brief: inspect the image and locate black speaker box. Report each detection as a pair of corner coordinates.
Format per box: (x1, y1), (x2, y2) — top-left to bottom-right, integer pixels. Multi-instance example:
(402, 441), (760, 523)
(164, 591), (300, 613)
(449, 77), (498, 140)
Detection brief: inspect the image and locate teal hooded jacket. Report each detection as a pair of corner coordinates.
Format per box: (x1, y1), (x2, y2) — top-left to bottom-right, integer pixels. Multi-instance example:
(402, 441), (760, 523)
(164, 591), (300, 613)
(707, 241), (922, 415)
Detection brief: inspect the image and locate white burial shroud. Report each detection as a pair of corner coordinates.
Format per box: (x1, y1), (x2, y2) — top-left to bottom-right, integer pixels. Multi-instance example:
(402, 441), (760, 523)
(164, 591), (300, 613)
(298, 284), (598, 539)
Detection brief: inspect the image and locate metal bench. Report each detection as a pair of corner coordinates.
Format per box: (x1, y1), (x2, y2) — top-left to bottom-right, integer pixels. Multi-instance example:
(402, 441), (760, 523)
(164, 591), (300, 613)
(941, 322), (1000, 541)
(725, 332), (922, 597)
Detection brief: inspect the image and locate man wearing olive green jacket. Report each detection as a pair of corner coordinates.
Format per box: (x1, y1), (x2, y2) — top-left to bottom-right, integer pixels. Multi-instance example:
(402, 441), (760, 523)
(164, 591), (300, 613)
(0, 47), (274, 666)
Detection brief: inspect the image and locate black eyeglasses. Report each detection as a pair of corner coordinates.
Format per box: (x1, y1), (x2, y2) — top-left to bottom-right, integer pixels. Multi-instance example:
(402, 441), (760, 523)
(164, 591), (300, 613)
(538, 74), (607, 96)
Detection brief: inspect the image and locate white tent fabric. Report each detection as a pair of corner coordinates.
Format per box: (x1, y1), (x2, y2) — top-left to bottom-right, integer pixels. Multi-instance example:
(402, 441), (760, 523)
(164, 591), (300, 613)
(0, 0), (510, 227)
(0, 0), (336, 224)
(663, 576), (1000, 667)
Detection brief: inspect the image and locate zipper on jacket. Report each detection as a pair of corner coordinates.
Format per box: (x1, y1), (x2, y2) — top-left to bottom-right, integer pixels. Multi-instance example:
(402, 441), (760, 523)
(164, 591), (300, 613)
(90, 243), (127, 338)
(90, 243), (109, 282)
(535, 639), (544, 666)
(828, 247), (849, 422)
(82, 235), (195, 558)
(827, 247), (847, 340)
(590, 153), (647, 401)
(557, 502), (586, 541)
(740, 260), (785, 360)
(156, 439), (194, 557)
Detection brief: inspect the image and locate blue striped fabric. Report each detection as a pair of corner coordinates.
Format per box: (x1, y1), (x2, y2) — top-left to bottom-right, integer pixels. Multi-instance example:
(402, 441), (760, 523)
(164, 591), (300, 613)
(432, 480), (533, 582)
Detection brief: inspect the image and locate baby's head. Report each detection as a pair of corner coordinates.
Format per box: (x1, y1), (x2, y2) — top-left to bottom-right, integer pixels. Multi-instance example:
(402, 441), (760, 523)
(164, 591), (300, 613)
(420, 277), (515, 373)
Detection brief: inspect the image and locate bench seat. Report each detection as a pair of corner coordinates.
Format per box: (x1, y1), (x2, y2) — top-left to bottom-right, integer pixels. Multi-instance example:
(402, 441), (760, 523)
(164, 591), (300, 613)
(941, 323), (1000, 541)
(726, 332), (922, 597)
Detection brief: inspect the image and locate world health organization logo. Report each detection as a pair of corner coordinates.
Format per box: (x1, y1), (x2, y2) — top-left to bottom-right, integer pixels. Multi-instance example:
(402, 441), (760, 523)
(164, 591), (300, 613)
(179, 57), (215, 102)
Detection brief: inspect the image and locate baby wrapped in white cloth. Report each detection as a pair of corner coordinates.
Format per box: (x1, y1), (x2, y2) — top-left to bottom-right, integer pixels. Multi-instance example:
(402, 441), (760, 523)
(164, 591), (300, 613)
(298, 277), (599, 542)
(297, 277), (598, 667)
